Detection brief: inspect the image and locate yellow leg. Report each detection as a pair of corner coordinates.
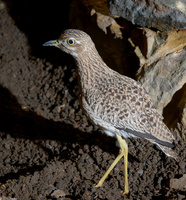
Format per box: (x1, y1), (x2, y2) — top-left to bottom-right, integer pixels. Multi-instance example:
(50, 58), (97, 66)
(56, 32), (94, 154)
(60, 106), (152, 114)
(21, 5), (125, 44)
(95, 134), (129, 194)
(122, 135), (128, 194)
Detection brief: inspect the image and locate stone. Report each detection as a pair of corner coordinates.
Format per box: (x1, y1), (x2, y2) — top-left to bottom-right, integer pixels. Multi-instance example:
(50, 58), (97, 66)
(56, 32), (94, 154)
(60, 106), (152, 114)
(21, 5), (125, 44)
(110, 0), (186, 31)
(50, 189), (66, 198)
(170, 174), (186, 191)
(133, 29), (186, 117)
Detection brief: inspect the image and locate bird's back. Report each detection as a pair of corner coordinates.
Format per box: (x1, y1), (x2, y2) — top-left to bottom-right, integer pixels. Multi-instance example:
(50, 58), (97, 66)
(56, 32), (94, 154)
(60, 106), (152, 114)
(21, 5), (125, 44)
(82, 68), (177, 159)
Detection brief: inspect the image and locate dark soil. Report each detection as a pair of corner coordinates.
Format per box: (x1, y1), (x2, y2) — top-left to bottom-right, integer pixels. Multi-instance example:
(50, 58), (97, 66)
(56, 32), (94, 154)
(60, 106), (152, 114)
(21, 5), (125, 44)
(0, 1), (185, 200)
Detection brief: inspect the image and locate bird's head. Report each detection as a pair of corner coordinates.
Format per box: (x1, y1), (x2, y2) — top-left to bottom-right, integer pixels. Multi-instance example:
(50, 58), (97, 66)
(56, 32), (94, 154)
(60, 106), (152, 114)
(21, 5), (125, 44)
(43, 29), (96, 58)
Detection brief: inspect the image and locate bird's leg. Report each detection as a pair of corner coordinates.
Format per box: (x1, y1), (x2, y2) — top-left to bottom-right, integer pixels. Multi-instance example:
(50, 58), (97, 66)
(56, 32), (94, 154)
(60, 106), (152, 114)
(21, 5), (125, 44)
(120, 135), (129, 194)
(95, 134), (129, 194)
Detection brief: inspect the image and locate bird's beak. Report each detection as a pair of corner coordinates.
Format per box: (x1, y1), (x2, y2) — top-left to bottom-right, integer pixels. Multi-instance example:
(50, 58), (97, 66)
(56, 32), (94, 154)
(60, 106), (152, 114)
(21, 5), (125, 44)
(43, 40), (60, 47)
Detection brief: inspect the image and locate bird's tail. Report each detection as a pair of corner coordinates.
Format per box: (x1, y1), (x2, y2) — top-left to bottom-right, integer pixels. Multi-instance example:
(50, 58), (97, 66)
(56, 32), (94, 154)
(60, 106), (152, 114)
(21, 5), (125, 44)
(157, 144), (178, 161)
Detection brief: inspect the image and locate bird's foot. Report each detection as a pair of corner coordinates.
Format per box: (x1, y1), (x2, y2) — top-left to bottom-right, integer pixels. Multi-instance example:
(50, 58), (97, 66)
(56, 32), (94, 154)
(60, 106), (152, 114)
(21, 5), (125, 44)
(94, 182), (103, 188)
(121, 187), (129, 195)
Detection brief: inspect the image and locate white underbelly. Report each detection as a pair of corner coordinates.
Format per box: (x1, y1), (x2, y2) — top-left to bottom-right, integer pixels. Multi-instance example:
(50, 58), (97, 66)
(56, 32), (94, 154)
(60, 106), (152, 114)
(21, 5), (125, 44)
(102, 126), (137, 139)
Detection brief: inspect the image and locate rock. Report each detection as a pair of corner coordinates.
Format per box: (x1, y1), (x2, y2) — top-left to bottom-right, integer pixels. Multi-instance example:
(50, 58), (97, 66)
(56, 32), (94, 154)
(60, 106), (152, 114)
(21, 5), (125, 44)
(137, 29), (186, 66)
(174, 122), (186, 142)
(134, 29), (186, 116)
(0, 0), (7, 10)
(178, 193), (186, 200)
(129, 28), (186, 138)
(138, 49), (186, 115)
(182, 106), (186, 128)
(170, 174), (186, 191)
(50, 189), (66, 198)
(160, 0), (186, 13)
(109, 0), (186, 31)
(90, 8), (123, 39)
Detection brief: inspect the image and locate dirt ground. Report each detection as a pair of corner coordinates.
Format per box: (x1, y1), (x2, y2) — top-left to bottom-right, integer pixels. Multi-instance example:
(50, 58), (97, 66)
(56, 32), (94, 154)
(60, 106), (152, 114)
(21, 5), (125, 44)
(0, 1), (185, 200)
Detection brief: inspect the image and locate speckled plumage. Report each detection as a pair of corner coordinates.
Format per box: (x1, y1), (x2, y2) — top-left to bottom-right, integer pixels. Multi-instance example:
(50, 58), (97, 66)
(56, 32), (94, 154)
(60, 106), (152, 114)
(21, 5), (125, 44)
(43, 29), (177, 193)
(44, 29), (176, 158)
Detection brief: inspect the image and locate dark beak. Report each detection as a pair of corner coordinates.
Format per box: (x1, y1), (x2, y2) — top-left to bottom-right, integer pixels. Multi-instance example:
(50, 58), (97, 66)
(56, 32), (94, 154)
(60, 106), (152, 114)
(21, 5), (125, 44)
(43, 40), (60, 47)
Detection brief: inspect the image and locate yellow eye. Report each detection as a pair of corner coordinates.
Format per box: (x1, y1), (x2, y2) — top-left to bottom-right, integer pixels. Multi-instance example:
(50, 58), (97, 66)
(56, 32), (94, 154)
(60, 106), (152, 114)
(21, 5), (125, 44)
(67, 39), (75, 45)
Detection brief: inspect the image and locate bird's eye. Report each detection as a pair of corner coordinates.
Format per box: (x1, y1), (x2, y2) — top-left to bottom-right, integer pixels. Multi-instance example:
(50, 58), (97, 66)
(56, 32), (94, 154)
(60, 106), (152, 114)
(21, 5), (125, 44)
(67, 39), (75, 45)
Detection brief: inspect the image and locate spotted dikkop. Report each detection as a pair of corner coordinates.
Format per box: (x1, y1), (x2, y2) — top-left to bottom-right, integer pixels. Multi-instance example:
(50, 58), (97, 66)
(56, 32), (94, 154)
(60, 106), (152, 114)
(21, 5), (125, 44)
(43, 29), (177, 194)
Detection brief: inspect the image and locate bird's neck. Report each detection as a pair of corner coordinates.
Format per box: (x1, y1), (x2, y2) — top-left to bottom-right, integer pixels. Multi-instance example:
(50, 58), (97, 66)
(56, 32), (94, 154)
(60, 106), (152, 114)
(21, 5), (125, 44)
(74, 51), (112, 96)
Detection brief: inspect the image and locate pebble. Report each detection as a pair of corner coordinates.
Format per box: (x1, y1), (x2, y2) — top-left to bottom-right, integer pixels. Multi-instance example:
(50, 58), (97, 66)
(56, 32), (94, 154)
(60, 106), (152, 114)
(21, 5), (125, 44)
(51, 189), (66, 198)
(137, 169), (144, 175)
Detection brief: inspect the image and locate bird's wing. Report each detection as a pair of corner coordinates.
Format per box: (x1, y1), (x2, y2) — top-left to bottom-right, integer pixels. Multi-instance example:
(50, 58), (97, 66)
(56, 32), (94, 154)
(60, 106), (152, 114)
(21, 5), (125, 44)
(114, 77), (175, 145)
(86, 74), (175, 146)
(133, 79), (175, 144)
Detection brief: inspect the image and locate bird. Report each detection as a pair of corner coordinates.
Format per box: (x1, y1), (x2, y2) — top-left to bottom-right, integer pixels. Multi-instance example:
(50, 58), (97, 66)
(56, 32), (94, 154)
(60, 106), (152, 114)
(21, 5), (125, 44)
(43, 29), (177, 194)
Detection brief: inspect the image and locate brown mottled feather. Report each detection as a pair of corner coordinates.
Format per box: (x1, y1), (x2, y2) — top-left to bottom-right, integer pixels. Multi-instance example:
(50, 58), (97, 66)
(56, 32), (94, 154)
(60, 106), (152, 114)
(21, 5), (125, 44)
(44, 29), (177, 160)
